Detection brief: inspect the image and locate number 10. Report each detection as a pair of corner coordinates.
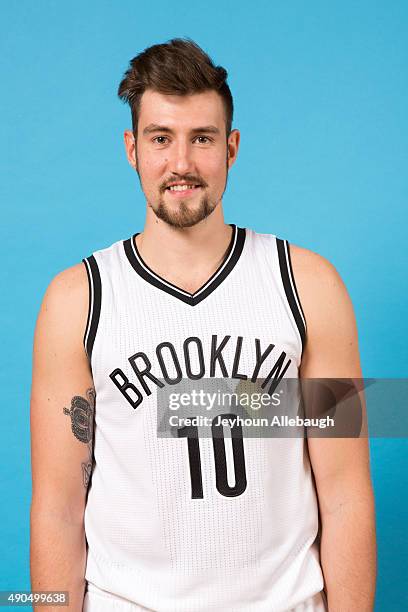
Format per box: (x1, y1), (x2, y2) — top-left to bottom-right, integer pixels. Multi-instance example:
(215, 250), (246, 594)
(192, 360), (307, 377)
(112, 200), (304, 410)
(177, 413), (247, 499)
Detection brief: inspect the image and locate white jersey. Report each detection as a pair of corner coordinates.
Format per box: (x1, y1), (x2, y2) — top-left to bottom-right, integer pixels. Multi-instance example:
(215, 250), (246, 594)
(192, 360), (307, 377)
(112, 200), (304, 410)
(82, 224), (327, 612)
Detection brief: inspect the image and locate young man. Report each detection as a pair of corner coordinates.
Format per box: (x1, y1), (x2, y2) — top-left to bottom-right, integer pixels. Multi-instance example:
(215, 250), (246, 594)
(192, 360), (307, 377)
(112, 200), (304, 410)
(30, 39), (376, 611)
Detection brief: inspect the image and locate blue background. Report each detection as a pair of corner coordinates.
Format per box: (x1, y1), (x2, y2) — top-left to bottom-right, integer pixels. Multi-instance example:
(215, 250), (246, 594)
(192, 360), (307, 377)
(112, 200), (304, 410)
(1, 1), (407, 610)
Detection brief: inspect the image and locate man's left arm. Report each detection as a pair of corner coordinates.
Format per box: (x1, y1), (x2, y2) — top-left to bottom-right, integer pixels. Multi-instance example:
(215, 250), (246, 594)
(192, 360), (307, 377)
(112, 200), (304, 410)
(290, 245), (377, 612)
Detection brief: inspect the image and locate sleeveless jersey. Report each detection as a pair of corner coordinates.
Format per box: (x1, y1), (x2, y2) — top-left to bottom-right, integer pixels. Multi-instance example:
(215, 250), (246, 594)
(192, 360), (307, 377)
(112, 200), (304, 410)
(82, 224), (326, 612)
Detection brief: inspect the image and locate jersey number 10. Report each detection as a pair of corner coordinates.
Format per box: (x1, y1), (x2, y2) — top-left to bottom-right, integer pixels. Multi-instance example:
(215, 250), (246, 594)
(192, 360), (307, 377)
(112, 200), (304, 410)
(177, 413), (247, 499)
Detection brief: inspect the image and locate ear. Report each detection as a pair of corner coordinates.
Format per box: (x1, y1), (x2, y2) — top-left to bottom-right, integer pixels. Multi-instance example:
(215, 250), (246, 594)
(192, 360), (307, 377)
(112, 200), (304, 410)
(227, 129), (240, 169)
(124, 129), (137, 171)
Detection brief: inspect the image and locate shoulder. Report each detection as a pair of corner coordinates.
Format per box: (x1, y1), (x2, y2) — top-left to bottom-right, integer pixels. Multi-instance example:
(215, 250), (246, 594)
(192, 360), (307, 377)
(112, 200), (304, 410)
(287, 242), (361, 377)
(288, 242), (353, 312)
(288, 243), (340, 285)
(35, 262), (89, 348)
(44, 262), (88, 309)
(287, 242), (357, 343)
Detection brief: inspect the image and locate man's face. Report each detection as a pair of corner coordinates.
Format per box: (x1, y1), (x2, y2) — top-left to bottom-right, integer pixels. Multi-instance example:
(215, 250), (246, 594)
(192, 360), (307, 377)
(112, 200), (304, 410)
(124, 89), (240, 228)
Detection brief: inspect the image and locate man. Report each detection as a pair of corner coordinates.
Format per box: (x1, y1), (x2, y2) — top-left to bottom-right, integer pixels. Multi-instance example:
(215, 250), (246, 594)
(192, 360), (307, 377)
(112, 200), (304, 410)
(30, 38), (376, 611)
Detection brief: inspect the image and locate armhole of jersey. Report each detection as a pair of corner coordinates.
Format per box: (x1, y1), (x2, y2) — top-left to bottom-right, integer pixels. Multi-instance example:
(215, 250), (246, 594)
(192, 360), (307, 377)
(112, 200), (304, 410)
(276, 238), (307, 356)
(82, 255), (102, 363)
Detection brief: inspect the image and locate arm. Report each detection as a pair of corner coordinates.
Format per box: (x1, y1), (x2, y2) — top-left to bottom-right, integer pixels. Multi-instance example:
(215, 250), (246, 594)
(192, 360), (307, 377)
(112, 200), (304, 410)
(290, 245), (377, 611)
(30, 263), (93, 612)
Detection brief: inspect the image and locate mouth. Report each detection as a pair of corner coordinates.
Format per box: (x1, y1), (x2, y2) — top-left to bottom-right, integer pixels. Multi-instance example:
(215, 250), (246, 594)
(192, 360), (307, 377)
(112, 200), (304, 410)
(164, 183), (202, 197)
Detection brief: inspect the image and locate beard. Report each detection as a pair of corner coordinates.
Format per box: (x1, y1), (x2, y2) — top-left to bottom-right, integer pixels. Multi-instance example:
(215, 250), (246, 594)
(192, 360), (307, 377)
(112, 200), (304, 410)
(136, 150), (229, 229)
(150, 191), (218, 229)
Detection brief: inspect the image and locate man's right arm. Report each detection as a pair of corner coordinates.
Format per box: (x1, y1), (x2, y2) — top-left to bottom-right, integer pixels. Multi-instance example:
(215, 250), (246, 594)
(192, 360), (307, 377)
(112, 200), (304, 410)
(30, 262), (94, 612)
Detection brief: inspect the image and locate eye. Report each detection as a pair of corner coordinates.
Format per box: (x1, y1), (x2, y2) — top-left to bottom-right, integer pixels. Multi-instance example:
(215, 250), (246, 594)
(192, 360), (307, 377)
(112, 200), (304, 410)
(152, 136), (169, 145)
(194, 136), (211, 144)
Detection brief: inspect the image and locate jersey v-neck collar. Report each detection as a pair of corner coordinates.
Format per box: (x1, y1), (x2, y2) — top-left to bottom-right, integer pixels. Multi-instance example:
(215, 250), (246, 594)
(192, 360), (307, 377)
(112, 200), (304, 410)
(123, 224), (246, 306)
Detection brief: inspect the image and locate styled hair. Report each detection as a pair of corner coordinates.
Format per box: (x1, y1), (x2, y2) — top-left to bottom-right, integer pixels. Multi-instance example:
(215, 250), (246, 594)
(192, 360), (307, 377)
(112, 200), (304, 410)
(117, 38), (233, 137)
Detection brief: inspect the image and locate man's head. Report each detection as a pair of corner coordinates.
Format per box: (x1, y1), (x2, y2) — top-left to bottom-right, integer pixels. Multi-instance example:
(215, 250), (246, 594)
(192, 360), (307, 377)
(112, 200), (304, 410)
(117, 38), (240, 229)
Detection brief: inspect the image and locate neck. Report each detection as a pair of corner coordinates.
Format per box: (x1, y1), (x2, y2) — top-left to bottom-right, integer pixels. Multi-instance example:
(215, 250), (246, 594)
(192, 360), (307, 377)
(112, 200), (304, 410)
(135, 204), (233, 294)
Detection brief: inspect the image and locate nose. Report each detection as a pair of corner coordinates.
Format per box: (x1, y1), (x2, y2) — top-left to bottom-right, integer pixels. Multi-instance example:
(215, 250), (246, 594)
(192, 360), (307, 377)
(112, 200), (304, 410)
(168, 140), (195, 176)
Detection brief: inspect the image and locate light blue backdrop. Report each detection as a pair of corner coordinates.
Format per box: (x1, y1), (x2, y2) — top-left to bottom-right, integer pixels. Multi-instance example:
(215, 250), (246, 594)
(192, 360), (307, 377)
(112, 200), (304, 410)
(1, 1), (407, 610)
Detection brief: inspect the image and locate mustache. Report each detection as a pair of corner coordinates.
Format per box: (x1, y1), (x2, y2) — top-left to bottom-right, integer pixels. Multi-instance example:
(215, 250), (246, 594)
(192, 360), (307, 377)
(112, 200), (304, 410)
(160, 176), (207, 192)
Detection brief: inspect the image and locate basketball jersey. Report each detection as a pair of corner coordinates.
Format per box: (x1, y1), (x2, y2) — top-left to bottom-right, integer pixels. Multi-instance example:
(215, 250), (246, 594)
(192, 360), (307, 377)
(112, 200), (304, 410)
(82, 224), (327, 612)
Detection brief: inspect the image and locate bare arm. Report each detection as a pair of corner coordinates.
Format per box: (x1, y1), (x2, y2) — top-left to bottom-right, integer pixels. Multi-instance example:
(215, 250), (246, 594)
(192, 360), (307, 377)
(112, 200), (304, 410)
(30, 262), (93, 611)
(291, 245), (377, 611)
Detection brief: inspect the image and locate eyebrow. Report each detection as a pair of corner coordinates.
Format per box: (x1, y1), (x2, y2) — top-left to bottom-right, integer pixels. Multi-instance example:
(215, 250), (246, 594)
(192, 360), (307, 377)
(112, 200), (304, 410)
(142, 124), (220, 136)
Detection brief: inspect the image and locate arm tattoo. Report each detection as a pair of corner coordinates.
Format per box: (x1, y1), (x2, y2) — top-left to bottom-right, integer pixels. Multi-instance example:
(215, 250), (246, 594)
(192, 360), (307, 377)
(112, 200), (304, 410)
(63, 387), (96, 489)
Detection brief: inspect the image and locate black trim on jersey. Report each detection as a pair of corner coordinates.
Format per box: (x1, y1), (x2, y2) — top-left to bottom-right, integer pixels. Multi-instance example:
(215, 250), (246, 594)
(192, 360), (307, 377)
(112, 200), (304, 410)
(82, 255), (102, 361)
(286, 242), (307, 326)
(276, 238), (307, 354)
(123, 224), (246, 306)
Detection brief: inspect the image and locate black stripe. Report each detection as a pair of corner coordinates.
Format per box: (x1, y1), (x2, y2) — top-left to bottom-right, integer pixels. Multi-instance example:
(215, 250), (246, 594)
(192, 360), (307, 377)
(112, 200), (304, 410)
(82, 255), (102, 361)
(286, 240), (307, 327)
(123, 225), (246, 306)
(276, 238), (306, 354)
(82, 259), (92, 353)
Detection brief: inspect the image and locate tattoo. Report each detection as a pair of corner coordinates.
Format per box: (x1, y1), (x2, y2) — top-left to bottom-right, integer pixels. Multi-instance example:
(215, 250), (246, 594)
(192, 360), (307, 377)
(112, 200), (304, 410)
(63, 387), (96, 489)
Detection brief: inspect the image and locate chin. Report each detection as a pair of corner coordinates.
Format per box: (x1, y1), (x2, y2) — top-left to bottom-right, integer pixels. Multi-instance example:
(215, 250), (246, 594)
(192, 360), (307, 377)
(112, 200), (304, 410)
(151, 197), (218, 229)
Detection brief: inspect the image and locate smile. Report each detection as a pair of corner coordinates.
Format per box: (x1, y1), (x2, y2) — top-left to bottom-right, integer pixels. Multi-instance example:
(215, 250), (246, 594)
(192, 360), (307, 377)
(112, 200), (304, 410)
(165, 184), (202, 197)
(166, 184), (201, 192)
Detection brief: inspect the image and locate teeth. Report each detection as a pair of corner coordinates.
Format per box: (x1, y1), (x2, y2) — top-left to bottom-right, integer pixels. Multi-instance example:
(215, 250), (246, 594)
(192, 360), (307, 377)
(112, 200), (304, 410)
(168, 184), (196, 191)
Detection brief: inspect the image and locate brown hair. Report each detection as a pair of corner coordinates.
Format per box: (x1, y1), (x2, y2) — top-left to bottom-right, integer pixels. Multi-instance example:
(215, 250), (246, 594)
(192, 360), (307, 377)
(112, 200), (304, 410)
(117, 38), (233, 137)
